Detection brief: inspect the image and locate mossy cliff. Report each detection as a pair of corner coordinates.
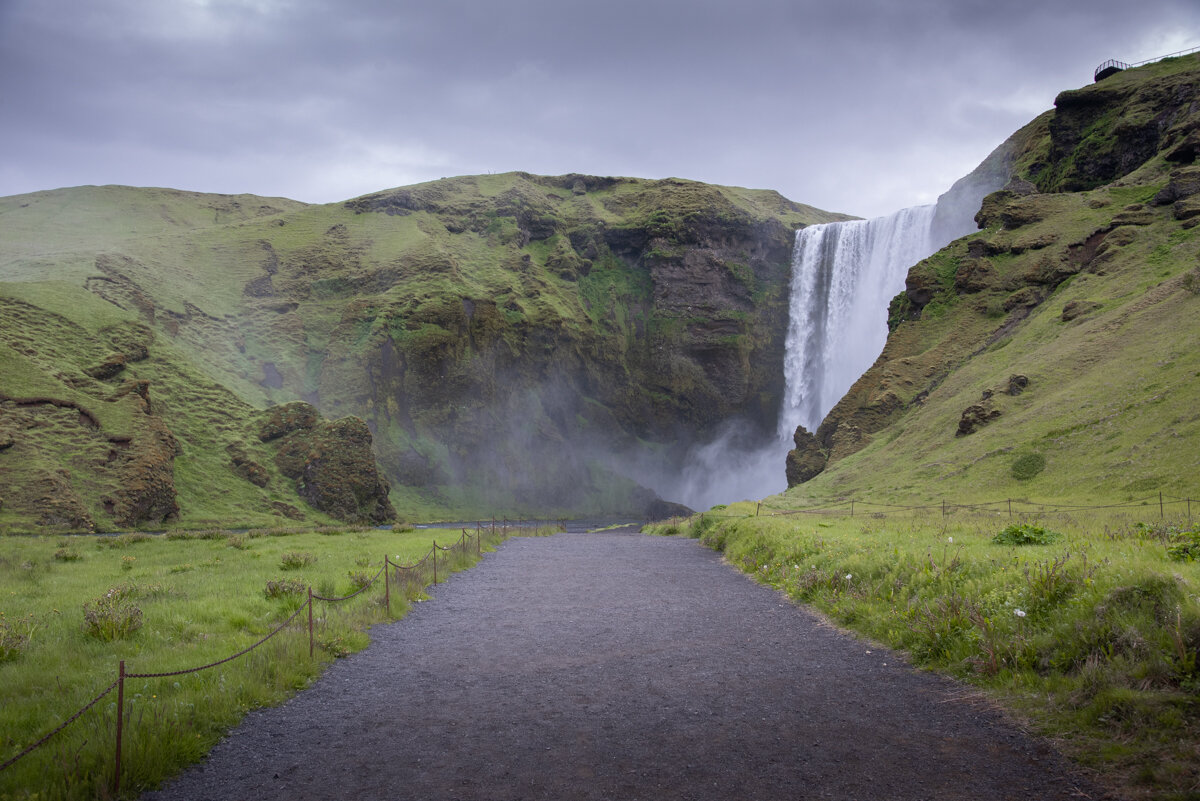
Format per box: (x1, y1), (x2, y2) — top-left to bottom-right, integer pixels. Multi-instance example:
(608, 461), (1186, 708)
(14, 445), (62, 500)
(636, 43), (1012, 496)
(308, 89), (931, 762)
(0, 283), (394, 531)
(786, 54), (1200, 502)
(0, 176), (846, 526)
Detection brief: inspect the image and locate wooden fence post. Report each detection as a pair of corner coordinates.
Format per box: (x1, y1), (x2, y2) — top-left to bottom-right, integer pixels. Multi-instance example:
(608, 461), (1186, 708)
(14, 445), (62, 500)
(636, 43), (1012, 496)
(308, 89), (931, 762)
(432, 542), (438, 584)
(384, 556), (390, 615)
(113, 660), (125, 795)
(307, 588), (314, 658)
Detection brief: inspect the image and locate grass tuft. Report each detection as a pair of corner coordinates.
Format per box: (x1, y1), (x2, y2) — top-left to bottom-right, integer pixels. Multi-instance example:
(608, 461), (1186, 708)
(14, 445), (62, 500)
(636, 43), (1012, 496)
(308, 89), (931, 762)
(279, 551), (316, 570)
(81, 590), (143, 641)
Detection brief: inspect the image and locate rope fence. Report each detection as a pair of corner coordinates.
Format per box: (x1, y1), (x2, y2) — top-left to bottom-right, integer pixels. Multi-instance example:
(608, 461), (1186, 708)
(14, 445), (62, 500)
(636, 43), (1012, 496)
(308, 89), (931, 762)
(0, 520), (536, 795)
(727, 493), (1196, 522)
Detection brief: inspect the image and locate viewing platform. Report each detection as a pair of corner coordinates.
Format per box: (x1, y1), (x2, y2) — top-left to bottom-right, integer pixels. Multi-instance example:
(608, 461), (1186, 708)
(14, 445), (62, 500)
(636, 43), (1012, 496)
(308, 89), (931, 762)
(1095, 45), (1200, 81)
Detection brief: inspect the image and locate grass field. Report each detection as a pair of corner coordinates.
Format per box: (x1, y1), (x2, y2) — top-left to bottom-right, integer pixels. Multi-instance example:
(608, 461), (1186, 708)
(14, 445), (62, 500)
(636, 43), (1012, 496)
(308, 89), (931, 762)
(0, 522), (540, 799)
(647, 503), (1200, 799)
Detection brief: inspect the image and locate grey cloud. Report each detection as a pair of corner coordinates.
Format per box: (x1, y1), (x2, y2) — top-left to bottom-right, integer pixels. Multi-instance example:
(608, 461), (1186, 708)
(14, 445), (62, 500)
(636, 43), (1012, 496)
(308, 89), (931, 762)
(2, 0), (1198, 216)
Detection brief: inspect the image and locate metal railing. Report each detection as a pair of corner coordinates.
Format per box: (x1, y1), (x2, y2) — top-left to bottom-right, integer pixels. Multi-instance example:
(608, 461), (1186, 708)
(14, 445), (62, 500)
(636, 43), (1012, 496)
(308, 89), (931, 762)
(1095, 45), (1200, 81)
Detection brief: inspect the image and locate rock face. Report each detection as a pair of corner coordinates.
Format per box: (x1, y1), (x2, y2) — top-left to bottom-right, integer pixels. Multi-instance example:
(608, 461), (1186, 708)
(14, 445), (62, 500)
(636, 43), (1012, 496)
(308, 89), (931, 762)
(109, 415), (182, 527)
(242, 174), (849, 515)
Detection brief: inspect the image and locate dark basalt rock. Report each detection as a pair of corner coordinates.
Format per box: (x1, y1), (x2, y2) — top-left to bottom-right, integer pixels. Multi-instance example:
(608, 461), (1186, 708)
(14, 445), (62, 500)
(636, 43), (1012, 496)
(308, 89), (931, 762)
(956, 402), (1002, 437)
(786, 425), (827, 486)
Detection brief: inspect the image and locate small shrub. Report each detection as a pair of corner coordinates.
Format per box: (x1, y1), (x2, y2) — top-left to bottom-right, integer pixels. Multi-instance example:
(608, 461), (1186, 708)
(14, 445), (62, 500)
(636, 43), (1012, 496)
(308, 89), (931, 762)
(993, 523), (1062, 546)
(1132, 520), (1186, 541)
(1182, 267), (1200, 295)
(121, 555), (136, 571)
(106, 581), (168, 600)
(1166, 530), (1200, 562)
(0, 614), (34, 662)
(318, 634), (351, 658)
(82, 589), (143, 641)
(264, 578), (308, 599)
(347, 570), (373, 591)
(53, 547), (81, 562)
(1023, 552), (1077, 612)
(102, 532), (152, 549)
(227, 533), (249, 550)
(1011, 453), (1046, 480)
(279, 551), (316, 571)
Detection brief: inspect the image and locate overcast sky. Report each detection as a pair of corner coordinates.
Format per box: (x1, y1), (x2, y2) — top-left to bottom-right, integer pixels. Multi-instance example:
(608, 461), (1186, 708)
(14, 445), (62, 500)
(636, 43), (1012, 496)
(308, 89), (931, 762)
(1, 0), (1197, 218)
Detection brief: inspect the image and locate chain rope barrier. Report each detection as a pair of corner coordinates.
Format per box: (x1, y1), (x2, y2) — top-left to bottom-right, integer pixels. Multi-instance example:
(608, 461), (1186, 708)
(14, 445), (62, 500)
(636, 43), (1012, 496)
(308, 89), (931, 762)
(0, 679), (119, 773)
(0, 520), (530, 794)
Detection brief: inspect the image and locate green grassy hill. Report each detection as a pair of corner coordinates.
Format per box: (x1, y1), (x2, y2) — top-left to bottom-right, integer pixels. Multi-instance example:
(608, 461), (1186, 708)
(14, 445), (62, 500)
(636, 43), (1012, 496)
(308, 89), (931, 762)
(0, 174), (848, 528)
(783, 54), (1200, 508)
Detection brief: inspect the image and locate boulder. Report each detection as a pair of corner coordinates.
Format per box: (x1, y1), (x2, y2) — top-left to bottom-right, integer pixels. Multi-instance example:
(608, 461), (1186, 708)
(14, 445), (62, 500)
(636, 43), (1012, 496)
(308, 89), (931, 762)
(274, 416), (396, 524)
(785, 425), (827, 486)
(1152, 167), (1200, 205)
(956, 402), (1001, 437)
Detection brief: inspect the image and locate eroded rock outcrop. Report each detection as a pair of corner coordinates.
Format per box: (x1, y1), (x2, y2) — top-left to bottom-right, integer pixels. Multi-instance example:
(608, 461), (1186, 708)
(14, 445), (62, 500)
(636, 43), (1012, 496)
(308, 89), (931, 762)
(785, 425), (827, 485)
(268, 403), (395, 523)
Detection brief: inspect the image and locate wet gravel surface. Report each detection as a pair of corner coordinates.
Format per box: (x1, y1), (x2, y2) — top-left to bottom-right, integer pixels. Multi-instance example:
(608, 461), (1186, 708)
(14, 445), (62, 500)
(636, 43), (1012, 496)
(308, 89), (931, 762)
(142, 528), (1101, 800)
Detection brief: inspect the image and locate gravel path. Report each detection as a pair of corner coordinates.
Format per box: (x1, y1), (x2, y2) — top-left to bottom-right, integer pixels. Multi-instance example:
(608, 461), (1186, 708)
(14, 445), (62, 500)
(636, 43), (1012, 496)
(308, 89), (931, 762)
(142, 528), (1101, 800)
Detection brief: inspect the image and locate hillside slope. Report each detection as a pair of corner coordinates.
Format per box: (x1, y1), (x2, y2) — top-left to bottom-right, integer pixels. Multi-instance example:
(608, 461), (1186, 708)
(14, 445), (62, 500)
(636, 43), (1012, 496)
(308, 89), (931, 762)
(784, 54), (1200, 504)
(0, 176), (848, 527)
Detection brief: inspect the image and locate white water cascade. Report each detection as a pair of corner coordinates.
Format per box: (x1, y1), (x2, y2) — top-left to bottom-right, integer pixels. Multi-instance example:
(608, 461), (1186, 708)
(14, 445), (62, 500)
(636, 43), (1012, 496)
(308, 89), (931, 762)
(777, 204), (941, 440)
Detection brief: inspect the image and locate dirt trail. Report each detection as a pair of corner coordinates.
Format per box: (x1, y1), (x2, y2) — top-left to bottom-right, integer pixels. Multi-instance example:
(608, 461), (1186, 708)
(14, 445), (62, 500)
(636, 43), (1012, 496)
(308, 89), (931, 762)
(142, 528), (1101, 800)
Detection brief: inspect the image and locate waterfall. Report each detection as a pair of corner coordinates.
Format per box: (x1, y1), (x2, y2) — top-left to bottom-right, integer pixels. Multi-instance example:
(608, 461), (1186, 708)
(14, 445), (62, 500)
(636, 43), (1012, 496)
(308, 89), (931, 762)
(778, 205), (941, 439)
(631, 179), (996, 511)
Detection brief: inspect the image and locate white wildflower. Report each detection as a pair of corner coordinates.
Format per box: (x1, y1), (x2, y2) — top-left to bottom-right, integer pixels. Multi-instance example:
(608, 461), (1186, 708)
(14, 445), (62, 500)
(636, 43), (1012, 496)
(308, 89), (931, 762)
(845, 573), (852, 580)
(1014, 609), (1026, 618)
